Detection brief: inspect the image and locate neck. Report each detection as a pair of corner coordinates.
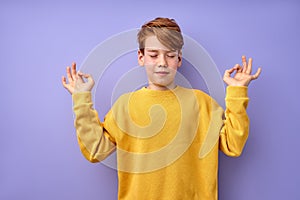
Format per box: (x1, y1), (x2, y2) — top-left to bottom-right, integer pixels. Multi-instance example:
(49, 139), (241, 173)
(147, 83), (176, 91)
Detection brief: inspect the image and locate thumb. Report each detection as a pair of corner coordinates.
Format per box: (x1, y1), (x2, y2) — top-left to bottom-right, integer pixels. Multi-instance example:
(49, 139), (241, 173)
(83, 74), (95, 86)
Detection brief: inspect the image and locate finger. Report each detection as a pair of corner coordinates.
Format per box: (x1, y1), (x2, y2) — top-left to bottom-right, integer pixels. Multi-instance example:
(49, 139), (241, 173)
(71, 62), (77, 79)
(235, 64), (242, 72)
(77, 71), (86, 78)
(224, 68), (234, 77)
(62, 76), (74, 94)
(225, 65), (239, 76)
(83, 73), (95, 85)
(251, 67), (262, 80)
(82, 73), (91, 79)
(224, 68), (235, 78)
(81, 73), (94, 83)
(62, 76), (68, 88)
(66, 66), (73, 82)
(242, 55), (247, 73)
(246, 57), (253, 74)
(231, 64), (242, 74)
(76, 71), (85, 83)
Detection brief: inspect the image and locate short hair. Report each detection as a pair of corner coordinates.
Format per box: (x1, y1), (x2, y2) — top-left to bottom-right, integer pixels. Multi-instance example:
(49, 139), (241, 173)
(137, 17), (184, 54)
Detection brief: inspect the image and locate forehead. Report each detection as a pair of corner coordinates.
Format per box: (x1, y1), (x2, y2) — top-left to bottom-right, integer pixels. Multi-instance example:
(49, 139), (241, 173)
(144, 35), (172, 51)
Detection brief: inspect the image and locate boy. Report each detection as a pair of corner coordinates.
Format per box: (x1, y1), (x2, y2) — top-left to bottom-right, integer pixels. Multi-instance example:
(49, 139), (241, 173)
(62, 17), (261, 199)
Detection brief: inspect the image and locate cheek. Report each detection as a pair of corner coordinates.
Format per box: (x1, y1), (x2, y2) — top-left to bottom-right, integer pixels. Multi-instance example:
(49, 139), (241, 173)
(145, 63), (154, 73)
(168, 60), (180, 69)
(144, 57), (155, 65)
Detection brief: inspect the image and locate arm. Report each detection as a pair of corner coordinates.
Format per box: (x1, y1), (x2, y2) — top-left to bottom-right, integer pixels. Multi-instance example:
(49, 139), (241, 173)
(73, 92), (116, 162)
(219, 86), (249, 157)
(220, 56), (261, 156)
(62, 62), (116, 162)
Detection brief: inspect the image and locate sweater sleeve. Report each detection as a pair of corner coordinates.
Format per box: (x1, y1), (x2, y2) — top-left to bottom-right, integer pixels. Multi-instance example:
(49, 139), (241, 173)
(219, 86), (249, 157)
(72, 92), (116, 163)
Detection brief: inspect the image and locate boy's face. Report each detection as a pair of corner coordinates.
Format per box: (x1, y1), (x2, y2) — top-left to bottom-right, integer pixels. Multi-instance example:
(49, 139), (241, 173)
(138, 35), (182, 90)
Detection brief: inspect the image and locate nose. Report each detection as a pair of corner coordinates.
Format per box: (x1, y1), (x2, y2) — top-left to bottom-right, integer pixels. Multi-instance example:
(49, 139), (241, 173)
(158, 55), (167, 67)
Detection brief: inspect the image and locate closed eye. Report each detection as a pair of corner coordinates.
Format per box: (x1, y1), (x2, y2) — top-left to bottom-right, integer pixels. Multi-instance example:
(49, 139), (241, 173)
(167, 55), (176, 58)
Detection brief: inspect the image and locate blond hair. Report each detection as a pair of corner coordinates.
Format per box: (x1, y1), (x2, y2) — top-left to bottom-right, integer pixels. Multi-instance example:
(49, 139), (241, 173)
(137, 17), (184, 54)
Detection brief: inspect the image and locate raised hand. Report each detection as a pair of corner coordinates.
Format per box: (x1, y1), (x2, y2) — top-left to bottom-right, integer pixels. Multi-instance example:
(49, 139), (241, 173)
(223, 56), (262, 86)
(62, 62), (95, 94)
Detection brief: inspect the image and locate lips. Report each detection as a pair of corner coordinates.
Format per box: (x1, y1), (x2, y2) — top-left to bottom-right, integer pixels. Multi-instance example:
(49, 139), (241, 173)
(155, 71), (169, 74)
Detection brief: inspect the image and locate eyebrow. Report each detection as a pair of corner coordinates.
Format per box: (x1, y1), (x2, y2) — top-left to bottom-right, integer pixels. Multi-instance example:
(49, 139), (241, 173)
(146, 49), (177, 53)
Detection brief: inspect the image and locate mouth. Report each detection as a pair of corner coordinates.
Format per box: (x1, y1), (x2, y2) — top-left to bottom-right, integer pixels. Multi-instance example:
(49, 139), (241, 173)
(155, 71), (169, 75)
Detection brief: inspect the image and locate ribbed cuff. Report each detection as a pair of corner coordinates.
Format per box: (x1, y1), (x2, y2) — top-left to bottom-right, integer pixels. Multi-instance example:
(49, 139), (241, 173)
(226, 86), (248, 98)
(72, 92), (92, 105)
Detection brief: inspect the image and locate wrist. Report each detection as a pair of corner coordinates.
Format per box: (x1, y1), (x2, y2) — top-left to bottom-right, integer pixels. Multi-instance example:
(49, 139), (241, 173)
(226, 86), (248, 98)
(72, 91), (93, 105)
(73, 87), (93, 94)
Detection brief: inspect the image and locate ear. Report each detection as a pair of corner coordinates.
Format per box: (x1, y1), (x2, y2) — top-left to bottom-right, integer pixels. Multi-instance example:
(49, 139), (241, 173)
(177, 50), (182, 68)
(138, 50), (145, 66)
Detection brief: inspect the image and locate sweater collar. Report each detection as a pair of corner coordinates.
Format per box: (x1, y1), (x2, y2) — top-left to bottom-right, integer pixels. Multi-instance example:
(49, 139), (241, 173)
(140, 86), (183, 97)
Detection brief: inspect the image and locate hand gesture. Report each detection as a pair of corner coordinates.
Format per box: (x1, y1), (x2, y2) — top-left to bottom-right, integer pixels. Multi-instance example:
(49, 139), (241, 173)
(61, 62), (95, 94)
(223, 56), (262, 86)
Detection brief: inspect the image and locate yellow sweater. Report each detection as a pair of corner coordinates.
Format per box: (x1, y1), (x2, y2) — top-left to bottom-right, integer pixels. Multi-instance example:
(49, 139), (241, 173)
(72, 86), (249, 200)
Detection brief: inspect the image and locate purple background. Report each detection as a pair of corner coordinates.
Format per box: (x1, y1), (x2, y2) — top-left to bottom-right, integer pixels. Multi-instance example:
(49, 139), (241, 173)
(1, 0), (299, 199)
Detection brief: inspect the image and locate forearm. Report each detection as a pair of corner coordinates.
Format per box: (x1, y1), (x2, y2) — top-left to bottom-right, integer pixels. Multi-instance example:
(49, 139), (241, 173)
(73, 92), (116, 162)
(219, 86), (249, 157)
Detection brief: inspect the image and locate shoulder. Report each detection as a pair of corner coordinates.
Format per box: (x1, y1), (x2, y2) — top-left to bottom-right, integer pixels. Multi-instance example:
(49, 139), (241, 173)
(111, 89), (142, 107)
(178, 86), (221, 109)
(178, 86), (212, 101)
